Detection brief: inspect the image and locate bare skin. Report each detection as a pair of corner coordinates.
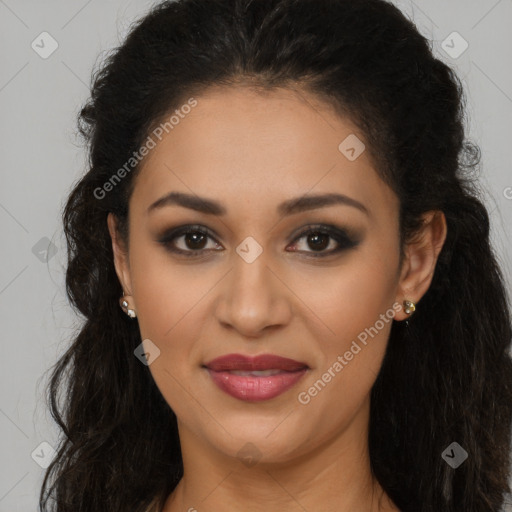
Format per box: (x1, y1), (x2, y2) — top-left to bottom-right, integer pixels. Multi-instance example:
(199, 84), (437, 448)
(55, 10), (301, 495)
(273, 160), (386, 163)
(108, 85), (447, 512)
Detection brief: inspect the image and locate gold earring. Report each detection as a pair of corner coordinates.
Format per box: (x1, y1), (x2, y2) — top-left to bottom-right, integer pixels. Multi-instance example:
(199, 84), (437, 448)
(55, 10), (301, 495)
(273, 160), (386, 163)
(403, 299), (416, 315)
(119, 295), (137, 318)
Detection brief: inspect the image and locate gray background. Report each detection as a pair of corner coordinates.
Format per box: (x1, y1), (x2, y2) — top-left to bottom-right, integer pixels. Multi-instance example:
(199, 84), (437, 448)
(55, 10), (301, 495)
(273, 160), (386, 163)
(0, 0), (511, 510)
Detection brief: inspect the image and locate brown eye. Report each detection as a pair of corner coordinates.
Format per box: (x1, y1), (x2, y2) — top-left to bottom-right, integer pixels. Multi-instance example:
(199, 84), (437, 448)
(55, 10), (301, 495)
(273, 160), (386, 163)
(158, 223), (360, 259)
(158, 225), (222, 257)
(305, 232), (330, 251)
(288, 225), (360, 257)
(182, 232), (208, 250)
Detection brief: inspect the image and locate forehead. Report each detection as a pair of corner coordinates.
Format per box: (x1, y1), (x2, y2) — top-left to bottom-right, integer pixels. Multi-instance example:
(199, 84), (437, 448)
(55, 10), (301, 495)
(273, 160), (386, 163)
(130, 85), (397, 221)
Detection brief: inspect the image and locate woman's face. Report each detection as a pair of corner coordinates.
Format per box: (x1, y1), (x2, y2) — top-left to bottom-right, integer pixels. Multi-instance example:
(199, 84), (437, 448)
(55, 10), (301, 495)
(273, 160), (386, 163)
(109, 85), (418, 466)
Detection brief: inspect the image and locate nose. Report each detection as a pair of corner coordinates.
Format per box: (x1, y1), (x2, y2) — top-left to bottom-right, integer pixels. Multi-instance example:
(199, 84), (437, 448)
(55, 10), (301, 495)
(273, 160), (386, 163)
(213, 249), (293, 338)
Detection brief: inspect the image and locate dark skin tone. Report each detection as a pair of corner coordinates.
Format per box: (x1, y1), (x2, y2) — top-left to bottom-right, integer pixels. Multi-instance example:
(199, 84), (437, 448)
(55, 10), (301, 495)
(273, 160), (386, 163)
(108, 85), (447, 512)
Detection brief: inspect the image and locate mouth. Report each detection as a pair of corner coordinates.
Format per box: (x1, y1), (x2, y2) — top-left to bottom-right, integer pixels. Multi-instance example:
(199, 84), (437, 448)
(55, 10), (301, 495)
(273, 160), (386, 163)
(203, 353), (309, 402)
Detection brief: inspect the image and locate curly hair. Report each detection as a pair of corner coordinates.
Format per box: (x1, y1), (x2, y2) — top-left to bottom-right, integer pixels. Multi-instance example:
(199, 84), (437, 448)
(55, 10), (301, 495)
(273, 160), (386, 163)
(39, 0), (512, 511)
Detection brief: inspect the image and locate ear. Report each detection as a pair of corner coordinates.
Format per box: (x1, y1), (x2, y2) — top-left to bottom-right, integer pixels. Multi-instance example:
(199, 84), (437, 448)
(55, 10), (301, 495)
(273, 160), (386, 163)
(107, 213), (134, 301)
(394, 210), (447, 321)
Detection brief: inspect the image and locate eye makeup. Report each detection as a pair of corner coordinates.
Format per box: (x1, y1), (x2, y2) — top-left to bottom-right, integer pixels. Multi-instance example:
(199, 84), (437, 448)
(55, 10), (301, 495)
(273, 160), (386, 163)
(156, 222), (362, 259)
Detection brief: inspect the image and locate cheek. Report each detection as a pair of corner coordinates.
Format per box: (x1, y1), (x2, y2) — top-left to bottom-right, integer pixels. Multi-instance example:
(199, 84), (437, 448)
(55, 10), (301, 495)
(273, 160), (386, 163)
(295, 248), (399, 421)
(133, 274), (208, 418)
(129, 236), (207, 339)
(127, 238), (217, 402)
(296, 306), (394, 440)
(303, 251), (398, 343)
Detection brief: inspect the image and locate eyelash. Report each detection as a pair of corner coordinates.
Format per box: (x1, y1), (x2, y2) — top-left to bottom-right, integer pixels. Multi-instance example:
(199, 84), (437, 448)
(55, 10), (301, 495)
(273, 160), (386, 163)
(157, 224), (359, 259)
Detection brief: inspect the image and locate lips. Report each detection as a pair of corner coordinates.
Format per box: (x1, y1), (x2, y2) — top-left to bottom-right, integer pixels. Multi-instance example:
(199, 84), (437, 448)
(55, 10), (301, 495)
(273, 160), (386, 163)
(204, 354), (309, 372)
(204, 353), (309, 402)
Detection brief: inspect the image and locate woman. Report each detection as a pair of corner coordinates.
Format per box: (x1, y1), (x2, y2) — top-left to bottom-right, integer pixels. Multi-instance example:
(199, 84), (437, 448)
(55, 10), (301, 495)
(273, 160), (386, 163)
(40, 0), (512, 511)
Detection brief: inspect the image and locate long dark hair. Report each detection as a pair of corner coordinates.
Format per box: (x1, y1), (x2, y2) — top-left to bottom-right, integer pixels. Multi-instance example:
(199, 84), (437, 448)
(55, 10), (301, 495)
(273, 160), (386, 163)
(40, 0), (512, 510)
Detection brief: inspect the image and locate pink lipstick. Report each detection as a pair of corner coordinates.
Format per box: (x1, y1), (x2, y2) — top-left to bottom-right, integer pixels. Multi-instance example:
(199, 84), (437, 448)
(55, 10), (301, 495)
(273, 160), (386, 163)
(204, 353), (309, 402)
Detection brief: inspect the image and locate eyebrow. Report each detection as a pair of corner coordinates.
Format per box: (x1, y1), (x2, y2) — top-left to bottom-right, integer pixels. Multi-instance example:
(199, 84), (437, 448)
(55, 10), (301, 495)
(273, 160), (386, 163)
(147, 191), (369, 217)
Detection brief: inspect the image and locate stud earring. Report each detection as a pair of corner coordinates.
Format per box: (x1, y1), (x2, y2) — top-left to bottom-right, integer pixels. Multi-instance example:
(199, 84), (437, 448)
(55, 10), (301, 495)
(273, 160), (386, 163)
(403, 299), (416, 316)
(119, 295), (137, 318)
